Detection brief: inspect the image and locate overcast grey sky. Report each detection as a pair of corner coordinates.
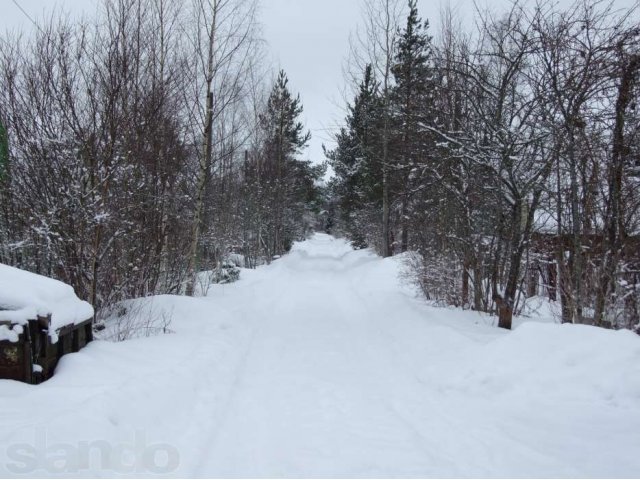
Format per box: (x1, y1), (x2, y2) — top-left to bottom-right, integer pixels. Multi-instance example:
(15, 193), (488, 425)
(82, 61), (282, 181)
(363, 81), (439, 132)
(0, 0), (474, 166)
(260, 0), (470, 164)
(1, 0), (637, 165)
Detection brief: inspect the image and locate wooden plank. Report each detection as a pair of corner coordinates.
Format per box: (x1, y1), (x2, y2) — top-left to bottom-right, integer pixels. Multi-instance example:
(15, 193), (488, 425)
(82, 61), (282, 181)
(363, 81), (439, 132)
(0, 314), (93, 383)
(0, 331), (32, 383)
(0, 340), (23, 381)
(22, 338), (32, 383)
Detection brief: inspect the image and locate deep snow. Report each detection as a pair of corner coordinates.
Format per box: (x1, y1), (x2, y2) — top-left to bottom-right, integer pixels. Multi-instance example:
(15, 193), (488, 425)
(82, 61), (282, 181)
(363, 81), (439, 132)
(1, 234), (639, 477)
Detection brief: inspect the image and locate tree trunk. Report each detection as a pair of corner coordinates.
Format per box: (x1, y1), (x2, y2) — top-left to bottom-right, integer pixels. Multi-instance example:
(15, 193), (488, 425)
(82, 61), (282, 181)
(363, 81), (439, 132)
(527, 261), (538, 298)
(594, 53), (639, 326)
(547, 257), (557, 301)
(626, 273), (639, 330)
(186, 90), (214, 296)
(473, 258), (483, 311)
(568, 128), (583, 323)
(400, 197), (408, 253)
(381, 118), (391, 257)
(90, 224), (102, 316)
(495, 293), (513, 330)
(186, 1), (218, 295)
(462, 257), (470, 308)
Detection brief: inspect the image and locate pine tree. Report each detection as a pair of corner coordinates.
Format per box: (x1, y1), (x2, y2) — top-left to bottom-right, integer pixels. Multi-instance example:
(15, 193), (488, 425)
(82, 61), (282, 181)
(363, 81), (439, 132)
(327, 64), (384, 248)
(390, 0), (435, 252)
(259, 70), (314, 255)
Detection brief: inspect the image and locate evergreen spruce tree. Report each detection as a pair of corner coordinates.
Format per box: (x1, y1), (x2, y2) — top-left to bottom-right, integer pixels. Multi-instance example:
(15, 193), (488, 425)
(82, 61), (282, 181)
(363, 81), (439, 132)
(390, 0), (435, 252)
(260, 70), (315, 256)
(327, 65), (384, 248)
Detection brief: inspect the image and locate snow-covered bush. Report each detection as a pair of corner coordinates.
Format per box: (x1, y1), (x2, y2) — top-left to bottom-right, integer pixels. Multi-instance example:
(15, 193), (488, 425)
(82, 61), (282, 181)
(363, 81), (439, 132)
(226, 253), (246, 268)
(404, 250), (463, 308)
(211, 262), (241, 284)
(95, 299), (174, 342)
(194, 262), (242, 296)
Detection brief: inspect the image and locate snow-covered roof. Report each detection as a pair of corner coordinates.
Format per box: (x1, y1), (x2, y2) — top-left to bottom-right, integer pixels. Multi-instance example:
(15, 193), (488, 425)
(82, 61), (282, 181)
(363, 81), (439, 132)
(0, 263), (94, 333)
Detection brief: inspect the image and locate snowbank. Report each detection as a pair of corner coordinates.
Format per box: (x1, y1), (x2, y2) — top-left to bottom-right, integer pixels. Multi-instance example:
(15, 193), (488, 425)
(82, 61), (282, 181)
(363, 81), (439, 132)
(445, 322), (640, 405)
(519, 294), (559, 320)
(0, 263), (94, 332)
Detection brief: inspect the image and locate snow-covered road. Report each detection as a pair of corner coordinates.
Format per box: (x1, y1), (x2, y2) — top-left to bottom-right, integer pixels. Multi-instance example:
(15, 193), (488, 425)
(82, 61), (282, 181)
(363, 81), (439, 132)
(1, 234), (640, 477)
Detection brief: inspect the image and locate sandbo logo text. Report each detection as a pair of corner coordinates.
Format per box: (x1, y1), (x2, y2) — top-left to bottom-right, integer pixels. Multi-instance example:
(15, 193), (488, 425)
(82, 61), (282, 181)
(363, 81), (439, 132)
(5, 429), (179, 475)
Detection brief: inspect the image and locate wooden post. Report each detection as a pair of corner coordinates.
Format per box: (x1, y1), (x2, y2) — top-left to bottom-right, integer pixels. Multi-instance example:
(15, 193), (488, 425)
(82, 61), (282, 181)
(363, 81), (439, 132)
(547, 257), (557, 301)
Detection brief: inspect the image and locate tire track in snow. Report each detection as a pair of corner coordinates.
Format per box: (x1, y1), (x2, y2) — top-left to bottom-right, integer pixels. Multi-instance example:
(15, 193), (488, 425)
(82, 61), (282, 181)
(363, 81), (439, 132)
(191, 274), (291, 476)
(194, 238), (451, 476)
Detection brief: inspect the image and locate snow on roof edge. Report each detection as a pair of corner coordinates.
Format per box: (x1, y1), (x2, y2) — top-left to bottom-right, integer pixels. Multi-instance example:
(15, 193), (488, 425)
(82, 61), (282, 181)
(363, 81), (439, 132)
(0, 263), (94, 334)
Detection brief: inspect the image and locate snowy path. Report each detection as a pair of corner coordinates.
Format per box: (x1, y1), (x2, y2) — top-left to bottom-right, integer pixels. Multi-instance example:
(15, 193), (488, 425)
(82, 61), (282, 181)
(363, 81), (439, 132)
(1, 234), (640, 477)
(199, 241), (446, 476)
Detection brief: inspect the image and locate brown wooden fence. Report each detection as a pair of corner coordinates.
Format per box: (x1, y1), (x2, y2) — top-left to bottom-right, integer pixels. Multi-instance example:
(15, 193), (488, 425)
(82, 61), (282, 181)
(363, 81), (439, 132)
(0, 315), (92, 384)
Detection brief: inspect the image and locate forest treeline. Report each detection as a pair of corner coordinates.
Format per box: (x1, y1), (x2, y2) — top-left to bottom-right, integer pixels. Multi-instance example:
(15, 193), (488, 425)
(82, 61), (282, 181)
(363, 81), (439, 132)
(0, 0), (639, 332)
(0, 0), (323, 314)
(327, 0), (640, 329)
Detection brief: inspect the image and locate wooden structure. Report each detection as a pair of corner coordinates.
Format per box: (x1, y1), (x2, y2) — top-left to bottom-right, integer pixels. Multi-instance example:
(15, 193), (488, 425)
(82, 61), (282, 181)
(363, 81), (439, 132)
(0, 263), (94, 384)
(0, 315), (93, 384)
